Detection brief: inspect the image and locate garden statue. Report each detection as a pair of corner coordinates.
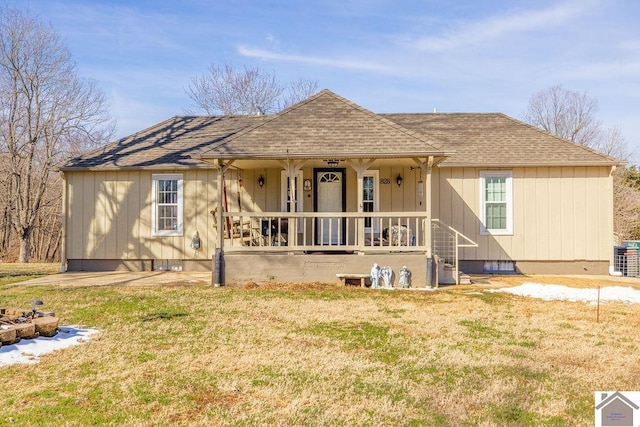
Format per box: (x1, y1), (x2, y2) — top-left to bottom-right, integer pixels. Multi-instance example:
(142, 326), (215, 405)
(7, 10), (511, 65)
(370, 263), (381, 288)
(398, 266), (411, 288)
(380, 266), (393, 288)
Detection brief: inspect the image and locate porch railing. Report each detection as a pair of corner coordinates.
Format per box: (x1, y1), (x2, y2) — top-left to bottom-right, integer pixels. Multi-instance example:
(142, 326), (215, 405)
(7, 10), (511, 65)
(221, 212), (430, 253)
(431, 218), (479, 284)
(220, 212), (478, 284)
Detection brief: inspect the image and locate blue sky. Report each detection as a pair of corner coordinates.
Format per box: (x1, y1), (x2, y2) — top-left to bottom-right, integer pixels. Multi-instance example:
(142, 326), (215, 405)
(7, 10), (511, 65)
(19, 0), (640, 160)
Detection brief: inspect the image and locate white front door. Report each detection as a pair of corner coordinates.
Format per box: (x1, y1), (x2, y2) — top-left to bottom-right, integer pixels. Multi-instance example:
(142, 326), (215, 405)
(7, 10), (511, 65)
(316, 171), (343, 244)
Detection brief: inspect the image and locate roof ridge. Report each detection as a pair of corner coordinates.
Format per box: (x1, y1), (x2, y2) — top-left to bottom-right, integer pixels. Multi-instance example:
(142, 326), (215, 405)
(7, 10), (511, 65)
(383, 112), (502, 116)
(198, 91), (330, 155)
(321, 91), (446, 151)
(498, 113), (622, 164)
(201, 89), (448, 157)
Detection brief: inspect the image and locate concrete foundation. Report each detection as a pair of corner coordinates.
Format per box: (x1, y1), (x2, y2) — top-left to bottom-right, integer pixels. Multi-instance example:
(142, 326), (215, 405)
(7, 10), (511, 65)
(68, 257), (611, 283)
(459, 260), (609, 275)
(222, 253), (430, 287)
(67, 259), (211, 272)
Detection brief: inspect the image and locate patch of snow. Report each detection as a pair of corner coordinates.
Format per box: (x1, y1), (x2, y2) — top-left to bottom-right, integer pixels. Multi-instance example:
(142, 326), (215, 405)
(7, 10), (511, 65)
(489, 283), (640, 305)
(0, 326), (99, 367)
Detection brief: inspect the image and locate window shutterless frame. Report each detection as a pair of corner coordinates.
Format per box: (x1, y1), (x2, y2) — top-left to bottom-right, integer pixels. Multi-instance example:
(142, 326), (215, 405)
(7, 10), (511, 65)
(151, 174), (183, 236)
(479, 170), (513, 235)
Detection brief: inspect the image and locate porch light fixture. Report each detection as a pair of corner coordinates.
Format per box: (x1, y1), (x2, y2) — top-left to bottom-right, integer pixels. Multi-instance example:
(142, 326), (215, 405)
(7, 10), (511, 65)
(396, 174), (403, 187)
(258, 175), (265, 188)
(325, 159), (339, 167)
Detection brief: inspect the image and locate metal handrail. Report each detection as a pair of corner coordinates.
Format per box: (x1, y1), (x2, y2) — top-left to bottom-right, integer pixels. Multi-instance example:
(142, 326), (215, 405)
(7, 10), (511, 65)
(431, 218), (478, 284)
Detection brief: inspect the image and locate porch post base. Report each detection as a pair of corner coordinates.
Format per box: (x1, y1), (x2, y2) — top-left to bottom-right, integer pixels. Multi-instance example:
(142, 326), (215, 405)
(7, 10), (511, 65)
(213, 248), (225, 287)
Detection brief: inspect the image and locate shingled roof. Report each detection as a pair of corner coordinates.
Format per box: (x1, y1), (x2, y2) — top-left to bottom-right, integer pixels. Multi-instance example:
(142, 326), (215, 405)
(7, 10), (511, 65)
(383, 112), (620, 167)
(62, 90), (620, 171)
(61, 115), (265, 170)
(199, 90), (447, 160)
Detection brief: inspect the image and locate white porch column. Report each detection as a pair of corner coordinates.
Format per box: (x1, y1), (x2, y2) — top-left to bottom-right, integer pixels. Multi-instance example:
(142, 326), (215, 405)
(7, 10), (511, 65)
(346, 159), (374, 252)
(425, 156), (434, 258)
(214, 159), (233, 286)
(413, 157), (434, 258)
(278, 159), (307, 250)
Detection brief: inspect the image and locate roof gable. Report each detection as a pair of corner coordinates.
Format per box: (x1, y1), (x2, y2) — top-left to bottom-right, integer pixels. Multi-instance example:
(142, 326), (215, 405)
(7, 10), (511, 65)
(596, 392), (640, 410)
(200, 89), (447, 160)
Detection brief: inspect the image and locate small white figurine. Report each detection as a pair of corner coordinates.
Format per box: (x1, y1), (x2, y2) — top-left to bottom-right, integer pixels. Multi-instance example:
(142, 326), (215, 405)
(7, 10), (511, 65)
(398, 266), (411, 288)
(370, 263), (381, 288)
(380, 266), (393, 288)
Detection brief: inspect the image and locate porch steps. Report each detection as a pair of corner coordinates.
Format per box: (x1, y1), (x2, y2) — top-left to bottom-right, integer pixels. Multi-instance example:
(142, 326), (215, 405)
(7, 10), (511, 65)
(458, 273), (472, 285)
(437, 262), (471, 285)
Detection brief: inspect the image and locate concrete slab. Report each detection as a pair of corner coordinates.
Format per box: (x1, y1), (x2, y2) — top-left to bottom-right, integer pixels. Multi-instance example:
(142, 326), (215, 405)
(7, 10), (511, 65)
(17, 271), (212, 287)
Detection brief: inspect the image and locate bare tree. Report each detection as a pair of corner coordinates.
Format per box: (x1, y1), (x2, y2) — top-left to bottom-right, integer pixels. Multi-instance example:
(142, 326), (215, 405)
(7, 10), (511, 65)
(614, 171), (640, 242)
(523, 85), (603, 148)
(0, 8), (113, 263)
(185, 64), (318, 115)
(596, 126), (630, 162)
(279, 78), (319, 110)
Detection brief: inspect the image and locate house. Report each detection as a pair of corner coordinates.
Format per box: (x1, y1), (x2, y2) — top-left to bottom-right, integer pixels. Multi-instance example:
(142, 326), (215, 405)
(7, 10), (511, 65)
(59, 90), (620, 286)
(596, 391), (639, 426)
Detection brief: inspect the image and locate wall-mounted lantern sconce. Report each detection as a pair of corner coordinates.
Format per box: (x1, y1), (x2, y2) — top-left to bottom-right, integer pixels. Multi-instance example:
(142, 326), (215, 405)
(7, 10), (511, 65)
(396, 174), (403, 187)
(258, 175), (265, 188)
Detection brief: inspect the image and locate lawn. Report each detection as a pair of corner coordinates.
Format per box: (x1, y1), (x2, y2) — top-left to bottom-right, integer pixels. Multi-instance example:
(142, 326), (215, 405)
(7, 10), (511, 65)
(1, 267), (639, 426)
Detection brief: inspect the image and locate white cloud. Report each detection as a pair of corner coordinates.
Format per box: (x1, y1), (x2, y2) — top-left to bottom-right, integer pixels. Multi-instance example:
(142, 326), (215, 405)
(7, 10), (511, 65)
(567, 61), (640, 80)
(414, 1), (592, 51)
(237, 45), (395, 74)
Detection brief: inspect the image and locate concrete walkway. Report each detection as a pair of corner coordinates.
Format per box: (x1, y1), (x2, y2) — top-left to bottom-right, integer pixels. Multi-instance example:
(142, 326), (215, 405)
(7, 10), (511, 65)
(18, 271), (212, 287)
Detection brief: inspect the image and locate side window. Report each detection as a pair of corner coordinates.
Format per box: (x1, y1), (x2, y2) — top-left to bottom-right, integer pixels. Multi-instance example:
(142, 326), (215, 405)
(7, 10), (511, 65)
(480, 171), (512, 235)
(152, 174), (183, 236)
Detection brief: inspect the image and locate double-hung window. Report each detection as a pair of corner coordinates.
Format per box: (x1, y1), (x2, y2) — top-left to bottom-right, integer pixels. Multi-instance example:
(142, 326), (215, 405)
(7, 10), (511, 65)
(152, 174), (183, 236)
(479, 171), (512, 235)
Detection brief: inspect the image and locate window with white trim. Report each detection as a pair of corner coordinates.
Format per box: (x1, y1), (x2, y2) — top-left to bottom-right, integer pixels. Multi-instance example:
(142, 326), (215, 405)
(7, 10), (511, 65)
(363, 171), (379, 232)
(480, 171), (512, 235)
(152, 174), (183, 236)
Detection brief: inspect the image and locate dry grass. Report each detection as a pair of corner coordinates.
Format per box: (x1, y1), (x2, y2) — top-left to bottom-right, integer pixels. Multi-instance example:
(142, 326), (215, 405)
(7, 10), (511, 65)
(1, 272), (639, 426)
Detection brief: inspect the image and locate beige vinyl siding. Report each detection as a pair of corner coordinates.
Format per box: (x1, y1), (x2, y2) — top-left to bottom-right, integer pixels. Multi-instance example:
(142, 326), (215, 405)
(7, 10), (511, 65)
(434, 166), (613, 262)
(65, 164), (613, 265)
(66, 170), (221, 261)
(65, 168), (285, 262)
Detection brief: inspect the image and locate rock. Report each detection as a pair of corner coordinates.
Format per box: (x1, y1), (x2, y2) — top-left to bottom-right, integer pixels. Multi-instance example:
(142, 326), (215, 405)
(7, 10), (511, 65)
(0, 325), (17, 343)
(32, 317), (59, 337)
(13, 322), (37, 339)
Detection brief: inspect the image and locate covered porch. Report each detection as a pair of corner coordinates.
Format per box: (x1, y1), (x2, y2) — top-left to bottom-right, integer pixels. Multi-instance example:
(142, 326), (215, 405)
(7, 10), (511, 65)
(197, 90), (476, 286)
(206, 157), (477, 287)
